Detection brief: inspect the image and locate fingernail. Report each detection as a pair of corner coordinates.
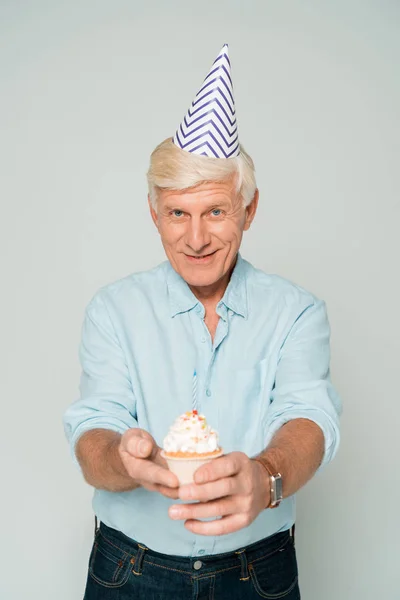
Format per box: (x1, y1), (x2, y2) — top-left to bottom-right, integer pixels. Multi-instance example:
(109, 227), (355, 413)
(169, 506), (180, 519)
(139, 440), (149, 454)
(195, 473), (204, 483)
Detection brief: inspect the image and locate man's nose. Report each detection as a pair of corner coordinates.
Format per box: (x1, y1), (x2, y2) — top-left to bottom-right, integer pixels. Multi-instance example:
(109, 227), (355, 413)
(185, 217), (211, 253)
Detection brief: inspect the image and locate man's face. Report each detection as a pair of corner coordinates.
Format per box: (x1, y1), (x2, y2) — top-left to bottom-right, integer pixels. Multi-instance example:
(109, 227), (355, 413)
(149, 177), (258, 289)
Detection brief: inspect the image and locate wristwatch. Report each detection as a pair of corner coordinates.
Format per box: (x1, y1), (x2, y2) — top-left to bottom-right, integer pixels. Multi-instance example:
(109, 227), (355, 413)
(253, 457), (283, 509)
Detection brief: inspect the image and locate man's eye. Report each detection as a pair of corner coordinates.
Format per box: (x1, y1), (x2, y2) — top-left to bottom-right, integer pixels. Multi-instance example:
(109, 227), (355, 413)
(172, 210), (184, 217)
(211, 209), (222, 216)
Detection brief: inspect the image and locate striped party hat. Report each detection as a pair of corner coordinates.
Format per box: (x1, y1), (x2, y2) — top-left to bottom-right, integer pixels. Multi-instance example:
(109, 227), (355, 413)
(173, 44), (240, 158)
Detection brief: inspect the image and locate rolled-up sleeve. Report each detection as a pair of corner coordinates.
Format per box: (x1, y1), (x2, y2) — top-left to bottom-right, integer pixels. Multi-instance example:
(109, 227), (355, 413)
(265, 300), (342, 469)
(62, 293), (138, 468)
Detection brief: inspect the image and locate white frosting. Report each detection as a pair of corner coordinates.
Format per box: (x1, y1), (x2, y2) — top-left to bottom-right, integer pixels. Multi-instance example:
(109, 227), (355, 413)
(163, 411), (219, 454)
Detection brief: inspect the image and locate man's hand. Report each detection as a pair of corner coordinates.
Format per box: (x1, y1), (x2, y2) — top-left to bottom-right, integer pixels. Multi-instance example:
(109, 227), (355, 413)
(119, 429), (179, 499)
(168, 452), (270, 535)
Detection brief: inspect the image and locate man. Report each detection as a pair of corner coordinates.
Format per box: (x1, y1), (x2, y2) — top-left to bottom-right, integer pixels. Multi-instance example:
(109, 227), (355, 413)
(63, 45), (341, 599)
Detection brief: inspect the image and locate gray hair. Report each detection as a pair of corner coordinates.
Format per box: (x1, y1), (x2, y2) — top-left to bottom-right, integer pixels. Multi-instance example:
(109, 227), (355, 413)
(147, 137), (257, 208)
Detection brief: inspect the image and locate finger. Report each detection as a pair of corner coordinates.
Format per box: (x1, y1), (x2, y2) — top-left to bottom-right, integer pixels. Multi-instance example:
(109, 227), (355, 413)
(155, 485), (180, 500)
(152, 447), (170, 469)
(122, 429), (157, 459)
(194, 452), (244, 484)
(141, 481), (180, 499)
(179, 476), (240, 502)
(126, 457), (179, 488)
(169, 496), (236, 520)
(184, 513), (250, 536)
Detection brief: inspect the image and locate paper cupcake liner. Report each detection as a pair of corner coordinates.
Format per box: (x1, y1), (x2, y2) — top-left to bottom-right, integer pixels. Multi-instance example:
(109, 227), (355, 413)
(161, 449), (223, 485)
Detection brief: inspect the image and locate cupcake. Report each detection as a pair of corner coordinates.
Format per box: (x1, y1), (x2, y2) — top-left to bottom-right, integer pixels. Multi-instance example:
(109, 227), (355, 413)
(161, 410), (223, 484)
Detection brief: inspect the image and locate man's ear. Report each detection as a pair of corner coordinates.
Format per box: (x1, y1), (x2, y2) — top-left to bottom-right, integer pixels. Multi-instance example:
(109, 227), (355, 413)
(148, 195), (159, 230)
(243, 189), (259, 231)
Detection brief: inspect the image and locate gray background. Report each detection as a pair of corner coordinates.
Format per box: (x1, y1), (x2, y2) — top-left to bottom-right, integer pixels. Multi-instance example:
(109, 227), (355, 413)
(1, 1), (399, 598)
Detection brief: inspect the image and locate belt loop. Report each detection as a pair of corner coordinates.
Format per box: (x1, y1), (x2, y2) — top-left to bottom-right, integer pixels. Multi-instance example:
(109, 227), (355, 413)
(132, 543), (148, 576)
(235, 549), (249, 581)
(291, 523), (296, 546)
(94, 516), (99, 537)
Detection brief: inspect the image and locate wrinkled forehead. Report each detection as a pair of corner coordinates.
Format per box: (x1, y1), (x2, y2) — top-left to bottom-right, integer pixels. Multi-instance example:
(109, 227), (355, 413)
(157, 178), (242, 211)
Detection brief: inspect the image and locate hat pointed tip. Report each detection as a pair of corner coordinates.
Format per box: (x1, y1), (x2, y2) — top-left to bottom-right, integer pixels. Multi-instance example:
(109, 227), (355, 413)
(173, 43), (240, 159)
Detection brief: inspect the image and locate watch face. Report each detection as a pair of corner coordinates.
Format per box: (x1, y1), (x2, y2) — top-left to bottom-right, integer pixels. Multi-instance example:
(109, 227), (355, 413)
(275, 476), (283, 500)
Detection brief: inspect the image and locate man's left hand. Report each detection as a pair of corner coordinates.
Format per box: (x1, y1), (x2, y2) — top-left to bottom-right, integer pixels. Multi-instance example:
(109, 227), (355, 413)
(168, 452), (270, 536)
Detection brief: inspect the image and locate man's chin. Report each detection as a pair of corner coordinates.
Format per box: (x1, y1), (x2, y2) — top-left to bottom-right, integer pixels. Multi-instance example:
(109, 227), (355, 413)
(183, 274), (218, 288)
(179, 266), (220, 288)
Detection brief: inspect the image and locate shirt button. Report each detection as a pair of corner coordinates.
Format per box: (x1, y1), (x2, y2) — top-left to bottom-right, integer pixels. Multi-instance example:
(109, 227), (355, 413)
(206, 389), (211, 397)
(193, 560), (202, 570)
(201, 336), (206, 343)
(198, 549), (205, 555)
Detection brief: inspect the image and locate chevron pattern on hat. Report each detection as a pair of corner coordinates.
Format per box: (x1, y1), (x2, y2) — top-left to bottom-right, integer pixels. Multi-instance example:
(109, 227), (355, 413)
(173, 44), (240, 158)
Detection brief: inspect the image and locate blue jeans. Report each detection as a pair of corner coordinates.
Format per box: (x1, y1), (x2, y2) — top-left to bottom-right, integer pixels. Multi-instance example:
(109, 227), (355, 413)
(84, 522), (301, 599)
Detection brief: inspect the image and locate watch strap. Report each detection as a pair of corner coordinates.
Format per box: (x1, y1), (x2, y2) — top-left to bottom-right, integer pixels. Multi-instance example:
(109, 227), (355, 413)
(253, 456), (282, 509)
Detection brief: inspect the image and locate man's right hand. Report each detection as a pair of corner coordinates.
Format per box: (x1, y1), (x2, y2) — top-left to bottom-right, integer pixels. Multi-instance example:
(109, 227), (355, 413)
(119, 428), (179, 499)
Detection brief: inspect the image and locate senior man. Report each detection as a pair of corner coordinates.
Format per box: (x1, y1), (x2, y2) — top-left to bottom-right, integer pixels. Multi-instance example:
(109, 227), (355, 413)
(63, 45), (341, 600)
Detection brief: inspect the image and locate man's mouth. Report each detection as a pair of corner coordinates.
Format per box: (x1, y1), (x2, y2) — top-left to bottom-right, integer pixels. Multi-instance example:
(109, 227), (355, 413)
(184, 251), (217, 263)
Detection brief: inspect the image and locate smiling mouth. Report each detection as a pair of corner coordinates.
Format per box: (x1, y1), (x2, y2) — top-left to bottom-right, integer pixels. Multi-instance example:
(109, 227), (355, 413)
(185, 251), (217, 261)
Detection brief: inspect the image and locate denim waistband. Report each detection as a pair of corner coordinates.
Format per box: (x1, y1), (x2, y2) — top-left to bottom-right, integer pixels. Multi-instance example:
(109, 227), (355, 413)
(97, 521), (294, 578)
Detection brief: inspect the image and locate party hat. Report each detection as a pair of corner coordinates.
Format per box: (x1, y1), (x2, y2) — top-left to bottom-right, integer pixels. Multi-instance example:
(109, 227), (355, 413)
(173, 44), (240, 158)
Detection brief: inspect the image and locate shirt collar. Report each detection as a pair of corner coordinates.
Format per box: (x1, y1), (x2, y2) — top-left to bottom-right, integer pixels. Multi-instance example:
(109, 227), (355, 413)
(166, 263), (200, 317)
(165, 253), (248, 319)
(220, 253), (248, 318)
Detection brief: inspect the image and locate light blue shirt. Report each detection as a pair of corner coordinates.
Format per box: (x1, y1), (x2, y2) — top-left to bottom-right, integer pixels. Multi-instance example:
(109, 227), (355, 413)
(63, 254), (341, 556)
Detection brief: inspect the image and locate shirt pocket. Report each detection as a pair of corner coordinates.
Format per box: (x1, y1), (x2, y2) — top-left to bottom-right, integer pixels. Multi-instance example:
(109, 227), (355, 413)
(219, 358), (270, 456)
